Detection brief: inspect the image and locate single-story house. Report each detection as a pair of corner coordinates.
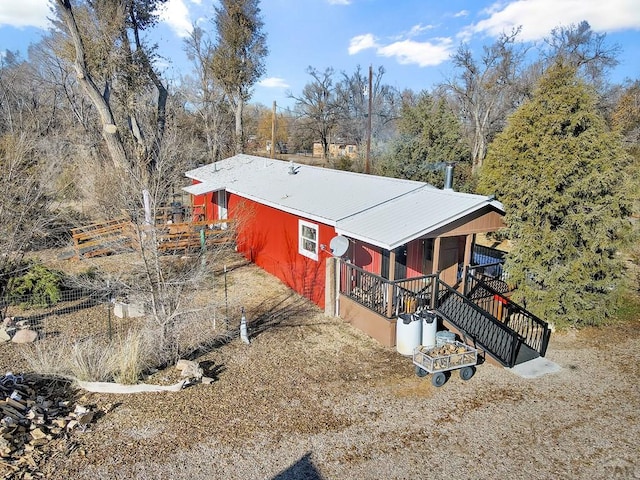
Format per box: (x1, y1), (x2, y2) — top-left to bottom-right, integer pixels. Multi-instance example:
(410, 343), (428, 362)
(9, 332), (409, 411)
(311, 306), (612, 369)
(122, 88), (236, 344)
(312, 141), (359, 159)
(183, 155), (513, 348)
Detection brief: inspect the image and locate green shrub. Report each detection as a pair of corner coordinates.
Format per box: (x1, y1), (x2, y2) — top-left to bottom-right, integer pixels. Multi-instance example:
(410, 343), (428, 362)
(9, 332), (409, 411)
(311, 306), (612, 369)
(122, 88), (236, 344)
(7, 263), (63, 307)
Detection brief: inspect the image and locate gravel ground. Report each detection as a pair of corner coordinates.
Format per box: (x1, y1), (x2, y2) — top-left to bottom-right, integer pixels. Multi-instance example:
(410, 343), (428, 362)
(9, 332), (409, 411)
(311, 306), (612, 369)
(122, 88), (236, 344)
(1, 255), (639, 480)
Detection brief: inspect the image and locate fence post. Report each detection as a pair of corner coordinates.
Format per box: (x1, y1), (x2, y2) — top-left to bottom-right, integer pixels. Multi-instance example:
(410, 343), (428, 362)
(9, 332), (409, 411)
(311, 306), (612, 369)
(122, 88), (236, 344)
(107, 299), (113, 341)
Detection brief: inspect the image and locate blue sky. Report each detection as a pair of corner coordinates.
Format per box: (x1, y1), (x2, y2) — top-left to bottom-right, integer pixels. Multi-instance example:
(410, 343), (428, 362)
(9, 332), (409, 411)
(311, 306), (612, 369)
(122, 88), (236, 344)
(1, 0), (639, 109)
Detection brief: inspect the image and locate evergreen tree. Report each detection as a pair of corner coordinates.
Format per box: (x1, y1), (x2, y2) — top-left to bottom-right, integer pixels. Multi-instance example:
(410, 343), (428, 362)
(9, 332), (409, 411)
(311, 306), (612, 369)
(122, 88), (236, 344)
(478, 62), (634, 327)
(377, 91), (471, 189)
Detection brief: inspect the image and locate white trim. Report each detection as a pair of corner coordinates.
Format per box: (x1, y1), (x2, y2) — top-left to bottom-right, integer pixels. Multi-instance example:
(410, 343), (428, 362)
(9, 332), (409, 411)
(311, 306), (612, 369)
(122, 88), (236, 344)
(217, 190), (228, 230)
(299, 220), (319, 261)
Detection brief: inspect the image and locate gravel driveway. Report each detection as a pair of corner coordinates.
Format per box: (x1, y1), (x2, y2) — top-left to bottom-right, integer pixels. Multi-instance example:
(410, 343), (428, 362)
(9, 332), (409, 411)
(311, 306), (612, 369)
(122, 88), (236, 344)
(2, 261), (639, 480)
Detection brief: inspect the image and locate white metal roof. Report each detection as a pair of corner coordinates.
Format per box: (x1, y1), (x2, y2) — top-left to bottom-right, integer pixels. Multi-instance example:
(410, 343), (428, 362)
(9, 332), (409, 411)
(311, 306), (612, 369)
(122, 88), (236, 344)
(184, 154), (504, 250)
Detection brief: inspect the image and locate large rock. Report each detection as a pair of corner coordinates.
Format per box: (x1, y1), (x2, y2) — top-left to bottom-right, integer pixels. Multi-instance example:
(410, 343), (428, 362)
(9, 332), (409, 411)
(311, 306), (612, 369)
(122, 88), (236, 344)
(175, 359), (203, 379)
(11, 329), (38, 344)
(0, 327), (11, 342)
(113, 302), (145, 319)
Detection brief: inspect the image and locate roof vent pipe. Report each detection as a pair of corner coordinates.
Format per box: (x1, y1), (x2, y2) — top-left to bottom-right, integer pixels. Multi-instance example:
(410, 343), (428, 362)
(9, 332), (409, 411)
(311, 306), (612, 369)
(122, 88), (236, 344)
(443, 163), (454, 190)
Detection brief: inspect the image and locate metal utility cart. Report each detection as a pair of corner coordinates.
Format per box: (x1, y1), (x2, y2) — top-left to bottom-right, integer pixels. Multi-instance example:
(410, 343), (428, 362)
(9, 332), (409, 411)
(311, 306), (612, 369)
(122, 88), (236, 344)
(412, 340), (478, 387)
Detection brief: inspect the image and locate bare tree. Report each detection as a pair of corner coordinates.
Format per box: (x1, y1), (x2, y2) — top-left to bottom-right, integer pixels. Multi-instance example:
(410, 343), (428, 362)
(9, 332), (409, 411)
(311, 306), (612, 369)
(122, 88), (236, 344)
(289, 67), (342, 159)
(0, 134), (60, 285)
(443, 29), (528, 174)
(334, 65), (400, 167)
(184, 25), (235, 162)
(543, 21), (620, 92)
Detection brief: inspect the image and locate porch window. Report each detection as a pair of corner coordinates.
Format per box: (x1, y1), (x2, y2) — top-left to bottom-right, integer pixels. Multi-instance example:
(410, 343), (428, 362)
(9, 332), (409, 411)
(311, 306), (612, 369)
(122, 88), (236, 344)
(299, 220), (319, 261)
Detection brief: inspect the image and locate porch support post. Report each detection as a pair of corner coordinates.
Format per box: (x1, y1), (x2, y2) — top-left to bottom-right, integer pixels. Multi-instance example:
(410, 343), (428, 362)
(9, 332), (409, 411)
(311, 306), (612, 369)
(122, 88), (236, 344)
(385, 249), (396, 318)
(431, 237), (442, 310)
(462, 234), (474, 293)
(325, 256), (337, 316)
(432, 237), (441, 274)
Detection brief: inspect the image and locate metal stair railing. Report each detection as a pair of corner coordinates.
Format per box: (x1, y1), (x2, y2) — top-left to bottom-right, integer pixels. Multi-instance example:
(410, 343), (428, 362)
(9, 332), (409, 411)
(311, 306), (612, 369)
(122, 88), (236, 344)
(466, 273), (551, 357)
(435, 280), (522, 368)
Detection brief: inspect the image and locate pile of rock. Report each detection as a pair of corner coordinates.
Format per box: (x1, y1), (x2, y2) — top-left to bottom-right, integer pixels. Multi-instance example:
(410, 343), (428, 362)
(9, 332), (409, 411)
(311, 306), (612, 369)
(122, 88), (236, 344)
(175, 359), (214, 384)
(1, 318), (38, 344)
(0, 373), (98, 476)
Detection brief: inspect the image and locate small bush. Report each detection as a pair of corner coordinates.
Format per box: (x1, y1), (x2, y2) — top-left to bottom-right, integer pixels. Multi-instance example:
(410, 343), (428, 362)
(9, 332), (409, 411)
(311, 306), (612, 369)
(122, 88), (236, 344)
(7, 263), (63, 307)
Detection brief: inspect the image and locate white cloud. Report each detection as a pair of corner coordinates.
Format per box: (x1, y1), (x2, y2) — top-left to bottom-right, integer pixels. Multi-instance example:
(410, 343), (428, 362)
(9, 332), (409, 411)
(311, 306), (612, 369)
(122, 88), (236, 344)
(407, 24), (436, 37)
(348, 34), (378, 55)
(377, 38), (454, 67)
(158, 0), (193, 38)
(259, 77), (290, 89)
(466, 0), (640, 42)
(0, 0), (52, 29)
(454, 10), (469, 18)
(328, 0), (351, 5)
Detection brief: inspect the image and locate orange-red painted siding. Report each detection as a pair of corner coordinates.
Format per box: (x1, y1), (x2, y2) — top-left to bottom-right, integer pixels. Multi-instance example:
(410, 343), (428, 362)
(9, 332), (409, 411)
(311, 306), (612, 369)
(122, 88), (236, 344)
(190, 180), (216, 222)
(406, 239), (423, 278)
(228, 194), (335, 308)
(352, 241), (382, 274)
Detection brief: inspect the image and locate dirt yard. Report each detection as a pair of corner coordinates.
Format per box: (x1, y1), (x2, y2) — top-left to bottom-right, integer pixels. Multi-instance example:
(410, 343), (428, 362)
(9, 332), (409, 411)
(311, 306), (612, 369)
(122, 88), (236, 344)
(1, 252), (639, 479)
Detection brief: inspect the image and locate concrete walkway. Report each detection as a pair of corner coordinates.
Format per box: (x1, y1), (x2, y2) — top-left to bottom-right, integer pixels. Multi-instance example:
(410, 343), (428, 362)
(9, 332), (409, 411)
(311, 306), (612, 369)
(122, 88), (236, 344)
(506, 356), (562, 378)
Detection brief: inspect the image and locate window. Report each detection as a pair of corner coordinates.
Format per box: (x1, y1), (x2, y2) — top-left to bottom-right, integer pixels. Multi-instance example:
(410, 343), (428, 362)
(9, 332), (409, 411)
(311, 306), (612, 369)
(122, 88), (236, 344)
(299, 220), (319, 261)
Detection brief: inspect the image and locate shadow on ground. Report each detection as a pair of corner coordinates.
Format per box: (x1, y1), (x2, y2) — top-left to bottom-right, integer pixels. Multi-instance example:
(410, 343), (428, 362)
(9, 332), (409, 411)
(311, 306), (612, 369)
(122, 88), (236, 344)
(270, 452), (324, 480)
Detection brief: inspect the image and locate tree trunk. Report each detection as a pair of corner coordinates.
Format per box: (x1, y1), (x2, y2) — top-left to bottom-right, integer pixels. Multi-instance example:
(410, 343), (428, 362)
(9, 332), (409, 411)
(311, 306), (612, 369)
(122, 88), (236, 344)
(235, 90), (244, 155)
(55, 0), (128, 172)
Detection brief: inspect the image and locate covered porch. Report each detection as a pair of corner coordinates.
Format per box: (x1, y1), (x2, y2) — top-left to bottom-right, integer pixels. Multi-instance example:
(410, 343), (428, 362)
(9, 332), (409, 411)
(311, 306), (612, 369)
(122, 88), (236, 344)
(327, 254), (551, 368)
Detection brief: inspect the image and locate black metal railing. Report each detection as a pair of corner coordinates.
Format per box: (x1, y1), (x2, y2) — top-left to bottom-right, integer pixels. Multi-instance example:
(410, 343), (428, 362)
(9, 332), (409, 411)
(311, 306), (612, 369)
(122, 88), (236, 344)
(472, 245), (508, 282)
(337, 260), (550, 367)
(435, 280), (522, 367)
(338, 262), (435, 318)
(473, 244), (506, 263)
(465, 273), (551, 356)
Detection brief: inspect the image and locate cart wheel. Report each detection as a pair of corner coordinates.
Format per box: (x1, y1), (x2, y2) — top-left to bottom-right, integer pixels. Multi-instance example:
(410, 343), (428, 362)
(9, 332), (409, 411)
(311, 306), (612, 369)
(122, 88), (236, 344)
(415, 366), (428, 377)
(431, 372), (446, 387)
(459, 366), (475, 381)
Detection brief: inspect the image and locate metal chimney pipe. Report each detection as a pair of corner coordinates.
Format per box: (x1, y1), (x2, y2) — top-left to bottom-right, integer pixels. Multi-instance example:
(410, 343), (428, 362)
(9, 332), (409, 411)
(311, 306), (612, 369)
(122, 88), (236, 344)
(443, 163), (454, 190)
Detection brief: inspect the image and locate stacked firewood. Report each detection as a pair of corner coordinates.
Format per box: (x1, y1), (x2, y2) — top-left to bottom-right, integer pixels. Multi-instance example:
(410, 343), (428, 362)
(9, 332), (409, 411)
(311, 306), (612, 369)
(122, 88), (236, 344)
(0, 373), (98, 478)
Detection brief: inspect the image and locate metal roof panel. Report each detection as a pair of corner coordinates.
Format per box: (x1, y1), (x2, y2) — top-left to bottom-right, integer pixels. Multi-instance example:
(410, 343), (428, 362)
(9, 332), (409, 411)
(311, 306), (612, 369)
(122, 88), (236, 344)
(184, 155), (502, 248)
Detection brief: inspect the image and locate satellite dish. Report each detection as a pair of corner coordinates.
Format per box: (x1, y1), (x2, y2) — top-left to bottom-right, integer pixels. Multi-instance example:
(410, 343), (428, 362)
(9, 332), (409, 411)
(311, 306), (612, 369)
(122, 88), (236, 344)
(329, 235), (349, 257)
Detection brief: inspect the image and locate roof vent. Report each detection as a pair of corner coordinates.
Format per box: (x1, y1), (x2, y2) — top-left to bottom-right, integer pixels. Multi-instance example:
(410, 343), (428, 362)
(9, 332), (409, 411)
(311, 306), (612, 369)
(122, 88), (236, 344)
(288, 160), (299, 175)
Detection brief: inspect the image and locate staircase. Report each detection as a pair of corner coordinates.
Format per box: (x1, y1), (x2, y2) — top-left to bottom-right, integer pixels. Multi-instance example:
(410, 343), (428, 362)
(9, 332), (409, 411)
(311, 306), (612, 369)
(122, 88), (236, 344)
(434, 276), (551, 368)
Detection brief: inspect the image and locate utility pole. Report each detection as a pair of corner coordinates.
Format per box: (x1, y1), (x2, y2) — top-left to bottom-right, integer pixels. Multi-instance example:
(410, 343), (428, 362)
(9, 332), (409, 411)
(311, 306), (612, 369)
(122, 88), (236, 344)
(365, 64), (372, 174)
(271, 101), (276, 159)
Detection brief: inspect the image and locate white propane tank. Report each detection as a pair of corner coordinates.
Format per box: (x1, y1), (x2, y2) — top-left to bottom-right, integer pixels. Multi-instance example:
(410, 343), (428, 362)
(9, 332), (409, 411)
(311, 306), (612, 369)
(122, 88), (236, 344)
(421, 310), (438, 348)
(396, 313), (422, 355)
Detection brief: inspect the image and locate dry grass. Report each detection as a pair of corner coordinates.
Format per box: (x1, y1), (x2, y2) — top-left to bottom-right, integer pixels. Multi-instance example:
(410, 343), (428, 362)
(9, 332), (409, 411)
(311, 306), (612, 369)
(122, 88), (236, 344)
(111, 330), (147, 385)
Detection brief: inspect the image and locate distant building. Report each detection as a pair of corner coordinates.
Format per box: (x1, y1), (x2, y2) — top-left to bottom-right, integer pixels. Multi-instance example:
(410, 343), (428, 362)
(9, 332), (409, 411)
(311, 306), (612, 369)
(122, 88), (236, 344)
(313, 141), (358, 158)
